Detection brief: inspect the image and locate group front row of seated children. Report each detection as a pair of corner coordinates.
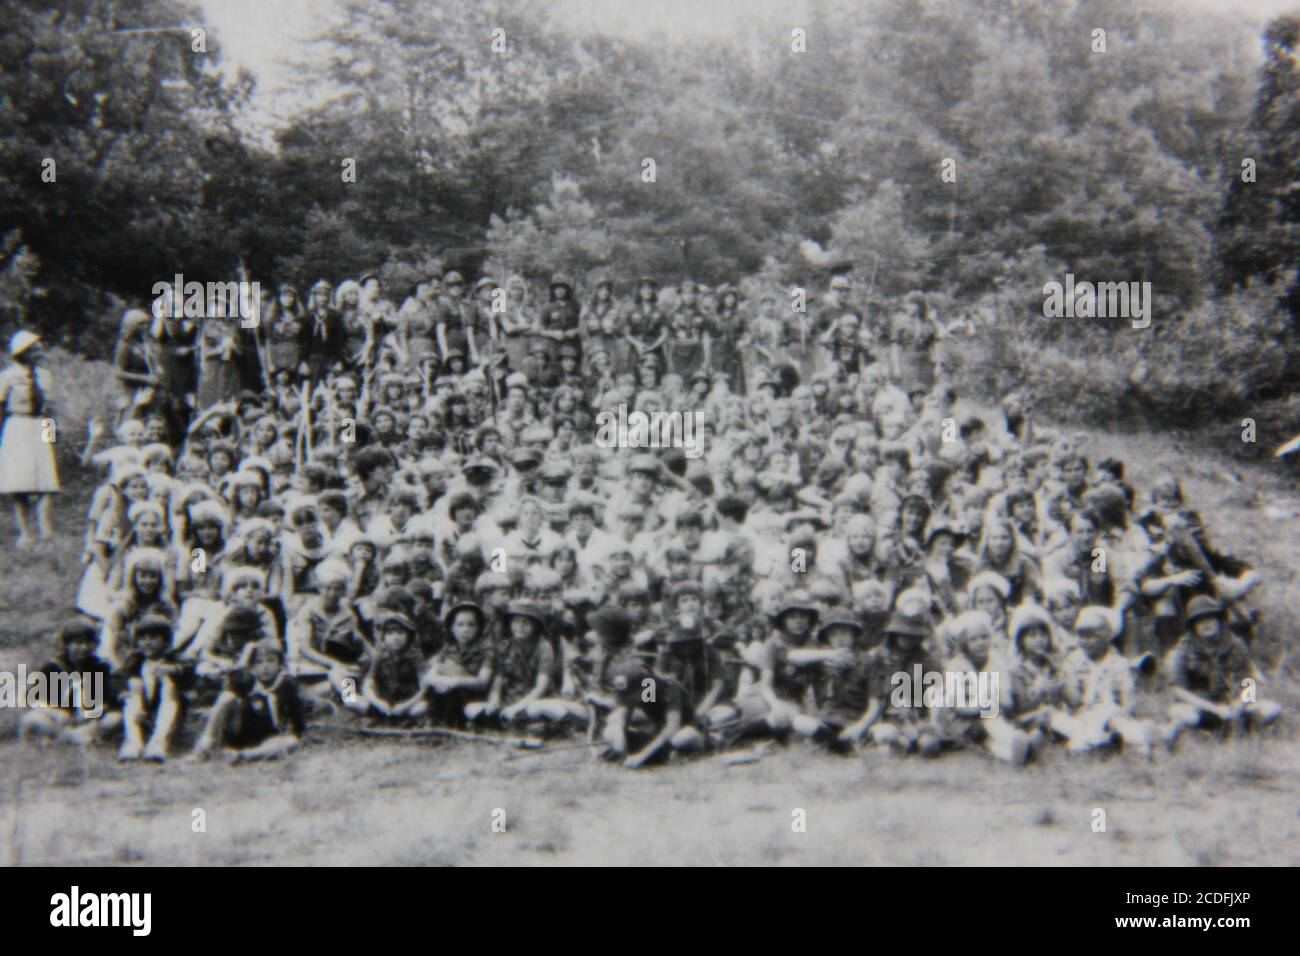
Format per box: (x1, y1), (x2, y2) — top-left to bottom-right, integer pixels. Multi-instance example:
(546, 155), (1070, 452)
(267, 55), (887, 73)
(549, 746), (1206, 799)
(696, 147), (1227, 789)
(18, 579), (1281, 767)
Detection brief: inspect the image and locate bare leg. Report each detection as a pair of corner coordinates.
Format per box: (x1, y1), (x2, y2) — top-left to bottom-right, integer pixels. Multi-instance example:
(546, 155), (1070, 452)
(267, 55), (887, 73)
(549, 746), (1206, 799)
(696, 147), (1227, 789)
(142, 693), (182, 761)
(12, 496), (33, 548)
(35, 494), (54, 539)
(232, 734), (300, 762)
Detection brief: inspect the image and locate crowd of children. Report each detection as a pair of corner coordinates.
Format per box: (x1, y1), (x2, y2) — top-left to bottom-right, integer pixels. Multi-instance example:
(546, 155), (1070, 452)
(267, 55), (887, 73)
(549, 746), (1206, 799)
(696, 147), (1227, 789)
(11, 268), (1284, 766)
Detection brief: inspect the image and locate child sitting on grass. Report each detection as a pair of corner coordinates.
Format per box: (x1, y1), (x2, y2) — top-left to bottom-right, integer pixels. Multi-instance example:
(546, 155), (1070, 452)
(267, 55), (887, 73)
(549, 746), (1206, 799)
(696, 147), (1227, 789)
(191, 642), (304, 763)
(1163, 595), (1281, 747)
(344, 612), (428, 722)
(425, 601), (496, 726)
(487, 602), (587, 730)
(119, 615), (193, 762)
(585, 606), (704, 768)
(1057, 606), (1157, 758)
(18, 619), (123, 748)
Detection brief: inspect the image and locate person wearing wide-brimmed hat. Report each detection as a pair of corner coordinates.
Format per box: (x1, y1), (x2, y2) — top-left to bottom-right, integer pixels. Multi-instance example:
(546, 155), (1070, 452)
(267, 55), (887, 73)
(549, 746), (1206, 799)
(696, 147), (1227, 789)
(344, 611), (428, 721)
(727, 589), (830, 741)
(837, 608), (945, 753)
(425, 600), (496, 726)
(810, 611), (876, 736)
(1161, 595), (1281, 747)
(486, 599), (587, 728)
(534, 271), (581, 364)
(0, 330), (59, 545)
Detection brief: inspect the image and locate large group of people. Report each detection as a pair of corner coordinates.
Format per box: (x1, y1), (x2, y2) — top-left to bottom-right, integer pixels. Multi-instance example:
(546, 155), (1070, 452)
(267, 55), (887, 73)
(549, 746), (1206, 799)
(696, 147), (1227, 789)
(5, 265), (1282, 766)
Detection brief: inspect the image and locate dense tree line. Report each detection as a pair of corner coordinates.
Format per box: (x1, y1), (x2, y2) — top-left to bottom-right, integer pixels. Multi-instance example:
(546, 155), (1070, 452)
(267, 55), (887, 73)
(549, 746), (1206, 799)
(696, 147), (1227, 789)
(1, 0), (1297, 433)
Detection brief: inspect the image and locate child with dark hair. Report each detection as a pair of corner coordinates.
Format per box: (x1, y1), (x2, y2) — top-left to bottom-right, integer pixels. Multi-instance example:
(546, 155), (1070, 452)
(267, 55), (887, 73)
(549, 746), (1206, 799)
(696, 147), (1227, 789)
(119, 616), (193, 762)
(192, 642), (304, 762)
(346, 612), (428, 721)
(19, 620), (124, 747)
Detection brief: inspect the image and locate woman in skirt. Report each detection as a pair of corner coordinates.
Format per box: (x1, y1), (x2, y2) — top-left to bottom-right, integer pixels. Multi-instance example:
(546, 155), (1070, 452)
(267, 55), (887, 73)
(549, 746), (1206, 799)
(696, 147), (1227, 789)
(0, 331), (59, 546)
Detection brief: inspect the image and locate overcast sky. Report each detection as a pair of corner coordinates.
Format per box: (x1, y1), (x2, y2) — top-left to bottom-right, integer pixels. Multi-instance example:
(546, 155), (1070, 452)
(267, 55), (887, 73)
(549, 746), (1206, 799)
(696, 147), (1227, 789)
(198, 0), (1299, 126)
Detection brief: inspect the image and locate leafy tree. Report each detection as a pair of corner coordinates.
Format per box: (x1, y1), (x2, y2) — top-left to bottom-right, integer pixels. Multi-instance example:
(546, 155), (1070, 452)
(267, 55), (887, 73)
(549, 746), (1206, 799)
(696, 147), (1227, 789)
(0, 0), (250, 352)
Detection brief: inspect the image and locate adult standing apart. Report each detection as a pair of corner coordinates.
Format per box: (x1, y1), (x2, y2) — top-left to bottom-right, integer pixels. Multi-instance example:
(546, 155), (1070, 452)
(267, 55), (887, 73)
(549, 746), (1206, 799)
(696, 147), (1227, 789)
(890, 292), (943, 396)
(0, 331), (59, 546)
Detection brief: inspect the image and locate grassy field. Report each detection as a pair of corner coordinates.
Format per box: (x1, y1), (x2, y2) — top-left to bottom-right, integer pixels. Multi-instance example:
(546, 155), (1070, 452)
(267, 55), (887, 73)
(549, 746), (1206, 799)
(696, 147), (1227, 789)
(0, 351), (1297, 866)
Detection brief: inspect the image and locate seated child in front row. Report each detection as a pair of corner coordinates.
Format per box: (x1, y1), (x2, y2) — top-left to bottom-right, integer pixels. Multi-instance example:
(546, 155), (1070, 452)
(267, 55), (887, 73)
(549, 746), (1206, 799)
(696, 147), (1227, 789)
(18, 619), (123, 747)
(1057, 606), (1157, 758)
(486, 602), (587, 729)
(119, 615), (194, 762)
(425, 601), (496, 726)
(585, 605), (704, 768)
(344, 612), (428, 721)
(192, 642), (304, 762)
(1163, 595), (1281, 746)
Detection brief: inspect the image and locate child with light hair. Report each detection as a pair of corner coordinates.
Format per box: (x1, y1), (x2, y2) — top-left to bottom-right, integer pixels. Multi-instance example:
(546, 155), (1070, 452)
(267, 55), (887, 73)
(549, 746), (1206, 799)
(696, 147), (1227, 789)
(1056, 606), (1157, 758)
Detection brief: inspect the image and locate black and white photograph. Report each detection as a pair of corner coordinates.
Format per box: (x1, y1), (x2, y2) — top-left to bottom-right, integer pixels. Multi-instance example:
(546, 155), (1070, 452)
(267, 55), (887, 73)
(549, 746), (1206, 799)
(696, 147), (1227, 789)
(0, 0), (1297, 893)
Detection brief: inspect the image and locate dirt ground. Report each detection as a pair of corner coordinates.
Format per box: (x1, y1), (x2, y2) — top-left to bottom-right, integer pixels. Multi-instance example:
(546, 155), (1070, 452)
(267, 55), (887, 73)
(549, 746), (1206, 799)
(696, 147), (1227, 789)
(1, 362), (1298, 866)
(2, 728), (1296, 866)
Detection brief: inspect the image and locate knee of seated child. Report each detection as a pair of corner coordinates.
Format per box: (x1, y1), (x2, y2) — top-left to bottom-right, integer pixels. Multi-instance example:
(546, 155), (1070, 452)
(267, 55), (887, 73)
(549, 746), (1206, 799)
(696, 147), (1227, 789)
(869, 722), (901, 745)
(671, 725), (703, 751)
(708, 703), (737, 724)
(790, 713), (821, 736)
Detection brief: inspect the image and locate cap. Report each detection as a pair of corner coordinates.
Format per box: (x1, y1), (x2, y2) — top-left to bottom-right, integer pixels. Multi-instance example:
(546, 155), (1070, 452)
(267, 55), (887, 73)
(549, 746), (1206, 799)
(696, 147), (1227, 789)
(504, 601), (547, 631)
(883, 611), (929, 638)
(1074, 605), (1123, 642)
(377, 611), (417, 633)
(1184, 595), (1225, 626)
